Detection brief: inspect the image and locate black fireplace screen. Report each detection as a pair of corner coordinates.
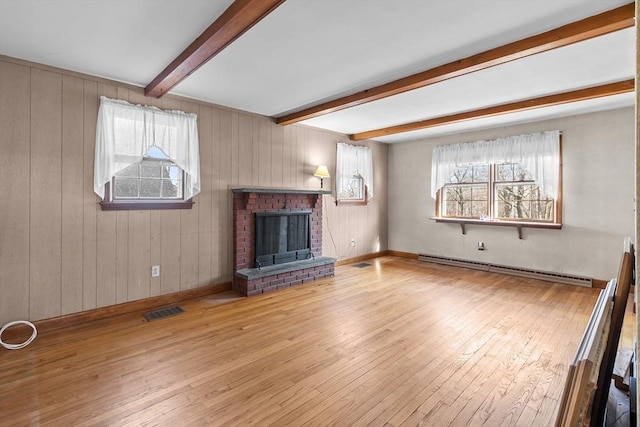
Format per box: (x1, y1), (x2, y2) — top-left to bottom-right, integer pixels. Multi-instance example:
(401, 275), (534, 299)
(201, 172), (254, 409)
(255, 210), (311, 267)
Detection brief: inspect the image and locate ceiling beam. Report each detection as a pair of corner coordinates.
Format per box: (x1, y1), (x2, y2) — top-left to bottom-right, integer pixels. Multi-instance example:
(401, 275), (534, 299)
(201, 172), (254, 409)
(349, 79), (634, 141)
(145, 0), (286, 98)
(276, 3), (635, 126)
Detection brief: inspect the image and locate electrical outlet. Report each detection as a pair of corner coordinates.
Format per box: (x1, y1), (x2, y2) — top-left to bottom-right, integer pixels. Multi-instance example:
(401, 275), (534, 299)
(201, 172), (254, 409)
(477, 242), (485, 251)
(151, 265), (160, 277)
(350, 239), (356, 246)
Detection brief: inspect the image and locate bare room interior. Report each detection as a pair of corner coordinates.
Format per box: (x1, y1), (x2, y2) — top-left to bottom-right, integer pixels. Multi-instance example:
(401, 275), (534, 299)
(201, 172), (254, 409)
(0, 1), (638, 425)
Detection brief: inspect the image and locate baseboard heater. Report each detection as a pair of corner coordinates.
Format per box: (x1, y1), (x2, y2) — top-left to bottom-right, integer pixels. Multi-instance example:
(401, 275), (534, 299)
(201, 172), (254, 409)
(418, 254), (592, 288)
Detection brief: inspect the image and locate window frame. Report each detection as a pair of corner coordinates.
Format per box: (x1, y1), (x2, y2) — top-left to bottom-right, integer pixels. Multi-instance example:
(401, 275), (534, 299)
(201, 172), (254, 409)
(335, 174), (368, 205)
(492, 165), (556, 222)
(438, 164), (490, 219)
(100, 153), (194, 211)
(335, 142), (373, 206)
(94, 96), (200, 209)
(436, 161), (562, 227)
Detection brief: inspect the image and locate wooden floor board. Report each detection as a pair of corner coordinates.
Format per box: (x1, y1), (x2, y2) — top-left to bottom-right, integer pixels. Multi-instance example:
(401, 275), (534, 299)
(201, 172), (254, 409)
(0, 256), (617, 426)
(469, 284), (581, 426)
(425, 289), (551, 426)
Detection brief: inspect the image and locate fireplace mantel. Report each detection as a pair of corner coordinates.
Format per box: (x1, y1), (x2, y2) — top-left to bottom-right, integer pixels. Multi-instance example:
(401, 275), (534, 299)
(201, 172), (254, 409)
(232, 187), (332, 195)
(232, 187), (331, 210)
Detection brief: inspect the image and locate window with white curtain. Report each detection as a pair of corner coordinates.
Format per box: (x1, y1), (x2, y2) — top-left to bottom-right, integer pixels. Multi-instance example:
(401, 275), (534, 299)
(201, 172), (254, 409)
(94, 96), (200, 210)
(335, 142), (373, 204)
(112, 146), (183, 200)
(432, 131), (561, 223)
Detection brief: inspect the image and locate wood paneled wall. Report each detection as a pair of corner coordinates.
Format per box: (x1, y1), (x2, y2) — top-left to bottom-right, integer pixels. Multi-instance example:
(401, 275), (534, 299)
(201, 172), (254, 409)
(0, 56), (388, 324)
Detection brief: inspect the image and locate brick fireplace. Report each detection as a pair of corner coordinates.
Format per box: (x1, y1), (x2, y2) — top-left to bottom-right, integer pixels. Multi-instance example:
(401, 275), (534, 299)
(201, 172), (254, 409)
(232, 188), (336, 296)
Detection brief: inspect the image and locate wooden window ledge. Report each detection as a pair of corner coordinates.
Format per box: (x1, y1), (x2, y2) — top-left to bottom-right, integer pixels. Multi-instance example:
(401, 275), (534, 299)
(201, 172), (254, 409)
(432, 217), (562, 239)
(100, 200), (194, 211)
(335, 200), (368, 206)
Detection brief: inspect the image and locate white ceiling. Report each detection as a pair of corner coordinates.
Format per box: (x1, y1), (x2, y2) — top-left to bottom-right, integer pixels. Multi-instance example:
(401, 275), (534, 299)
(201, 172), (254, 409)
(0, 0), (635, 143)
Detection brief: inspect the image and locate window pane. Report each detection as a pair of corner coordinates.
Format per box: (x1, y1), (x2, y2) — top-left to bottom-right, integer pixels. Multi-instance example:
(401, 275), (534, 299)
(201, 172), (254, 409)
(495, 183), (553, 220)
(162, 179), (181, 198)
(532, 200), (554, 220)
(445, 202), (459, 216)
(472, 187), (487, 201)
(163, 164), (180, 179)
(495, 164), (514, 181)
(449, 166), (472, 183)
(141, 160), (162, 178)
(496, 163), (533, 182)
(442, 184), (486, 218)
(114, 177), (138, 198)
(461, 202), (473, 217)
(471, 201), (488, 217)
(448, 165), (489, 184)
(140, 179), (161, 198)
(460, 187), (472, 200)
(338, 176), (363, 200)
(116, 163), (139, 178)
(518, 201), (532, 219)
(515, 165), (533, 181)
(472, 165), (489, 182)
(446, 187), (462, 202)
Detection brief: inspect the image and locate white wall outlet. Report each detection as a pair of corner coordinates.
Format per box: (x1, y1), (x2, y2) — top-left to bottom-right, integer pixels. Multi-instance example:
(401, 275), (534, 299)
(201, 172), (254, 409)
(477, 242), (485, 251)
(350, 239), (356, 246)
(151, 265), (160, 277)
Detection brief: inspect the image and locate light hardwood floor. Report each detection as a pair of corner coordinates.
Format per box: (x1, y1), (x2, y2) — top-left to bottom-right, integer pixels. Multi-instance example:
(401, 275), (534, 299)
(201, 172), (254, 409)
(0, 256), (611, 426)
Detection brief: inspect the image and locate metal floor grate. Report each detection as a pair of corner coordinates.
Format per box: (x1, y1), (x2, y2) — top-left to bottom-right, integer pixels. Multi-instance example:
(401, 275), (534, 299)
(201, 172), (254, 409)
(144, 305), (184, 322)
(352, 262), (372, 268)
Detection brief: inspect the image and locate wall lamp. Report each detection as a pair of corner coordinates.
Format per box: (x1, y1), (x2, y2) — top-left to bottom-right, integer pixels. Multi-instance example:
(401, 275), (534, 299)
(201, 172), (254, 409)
(313, 165), (330, 189)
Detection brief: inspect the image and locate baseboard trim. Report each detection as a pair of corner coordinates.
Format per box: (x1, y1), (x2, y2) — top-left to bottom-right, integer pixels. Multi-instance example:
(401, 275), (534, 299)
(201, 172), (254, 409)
(334, 250), (418, 266)
(387, 250), (616, 290)
(2, 281), (231, 341)
(335, 250), (390, 266)
(387, 250), (418, 260)
(592, 279), (608, 289)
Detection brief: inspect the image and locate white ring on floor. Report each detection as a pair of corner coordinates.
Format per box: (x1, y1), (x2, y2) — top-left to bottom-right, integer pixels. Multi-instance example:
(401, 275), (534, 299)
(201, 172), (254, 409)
(0, 320), (37, 350)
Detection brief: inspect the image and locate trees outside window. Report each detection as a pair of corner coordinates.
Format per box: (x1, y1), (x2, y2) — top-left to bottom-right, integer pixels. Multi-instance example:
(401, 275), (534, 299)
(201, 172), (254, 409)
(440, 163), (556, 222)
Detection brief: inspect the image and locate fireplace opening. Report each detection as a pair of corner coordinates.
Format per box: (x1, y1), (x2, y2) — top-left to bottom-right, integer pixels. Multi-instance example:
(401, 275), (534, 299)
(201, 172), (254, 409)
(255, 210), (311, 267)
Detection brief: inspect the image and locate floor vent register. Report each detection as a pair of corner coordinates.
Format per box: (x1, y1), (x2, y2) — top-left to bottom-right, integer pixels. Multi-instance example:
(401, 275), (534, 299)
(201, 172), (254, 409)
(144, 305), (185, 322)
(352, 262), (372, 268)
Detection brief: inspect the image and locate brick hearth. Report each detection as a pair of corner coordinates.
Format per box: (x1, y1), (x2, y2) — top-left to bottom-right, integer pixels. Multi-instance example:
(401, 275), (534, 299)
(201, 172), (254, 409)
(231, 188), (335, 296)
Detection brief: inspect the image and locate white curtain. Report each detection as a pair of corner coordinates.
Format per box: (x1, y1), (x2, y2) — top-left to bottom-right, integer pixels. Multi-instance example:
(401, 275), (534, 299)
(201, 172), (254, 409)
(336, 142), (374, 199)
(94, 96), (201, 200)
(431, 130), (560, 199)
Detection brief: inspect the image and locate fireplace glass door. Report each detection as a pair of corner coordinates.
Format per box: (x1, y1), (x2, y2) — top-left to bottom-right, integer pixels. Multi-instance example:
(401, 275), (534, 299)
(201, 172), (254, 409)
(255, 211), (311, 267)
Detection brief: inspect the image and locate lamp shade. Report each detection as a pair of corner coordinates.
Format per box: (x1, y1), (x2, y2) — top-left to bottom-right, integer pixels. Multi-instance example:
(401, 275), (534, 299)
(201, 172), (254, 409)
(313, 165), (330, 178)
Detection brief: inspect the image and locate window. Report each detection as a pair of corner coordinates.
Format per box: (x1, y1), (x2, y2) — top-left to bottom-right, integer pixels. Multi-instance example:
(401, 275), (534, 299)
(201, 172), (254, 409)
(337, 174), (365, 202)
(442, 165), (489, 218)
(335, 142), (373, 204)
(494, 163), (555, 221)
(440, 163), (556, 222)
(94, 96), (200, 210)
(433, 131), (561, 225)
(101, 146), (191, 209)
